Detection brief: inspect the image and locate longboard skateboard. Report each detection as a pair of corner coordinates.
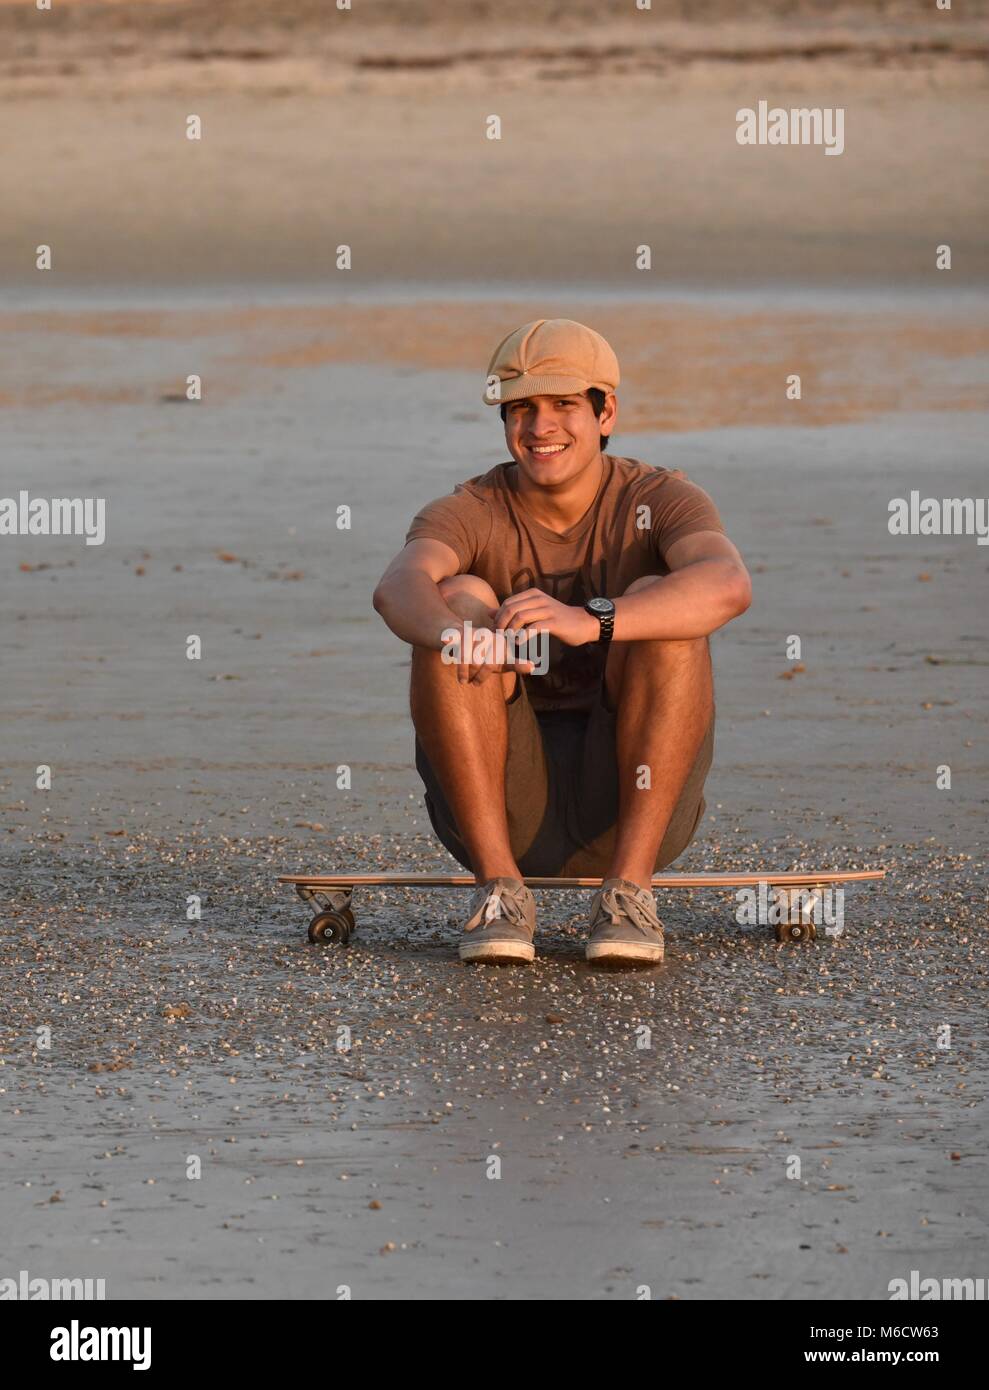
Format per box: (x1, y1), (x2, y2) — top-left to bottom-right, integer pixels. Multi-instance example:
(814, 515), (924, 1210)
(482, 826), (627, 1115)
(278, 869), (886, 945)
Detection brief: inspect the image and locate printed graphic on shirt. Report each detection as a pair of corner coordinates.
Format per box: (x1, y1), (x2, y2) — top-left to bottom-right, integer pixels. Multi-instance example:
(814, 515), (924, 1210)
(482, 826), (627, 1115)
(406, 454), (724, 712)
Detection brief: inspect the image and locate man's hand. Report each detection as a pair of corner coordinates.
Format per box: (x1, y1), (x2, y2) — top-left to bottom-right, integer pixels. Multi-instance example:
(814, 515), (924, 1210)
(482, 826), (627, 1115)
(493, 589), (597, 647)
(441, 619), (537, 686)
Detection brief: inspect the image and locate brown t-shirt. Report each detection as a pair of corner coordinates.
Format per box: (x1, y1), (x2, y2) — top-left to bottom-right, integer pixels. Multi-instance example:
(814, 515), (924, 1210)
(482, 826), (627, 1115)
(405, 454), (725, 713)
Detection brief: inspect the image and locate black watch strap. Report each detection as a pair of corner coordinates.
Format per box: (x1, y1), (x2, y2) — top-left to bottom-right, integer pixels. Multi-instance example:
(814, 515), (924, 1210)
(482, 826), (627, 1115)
(585, 597), (616, 645)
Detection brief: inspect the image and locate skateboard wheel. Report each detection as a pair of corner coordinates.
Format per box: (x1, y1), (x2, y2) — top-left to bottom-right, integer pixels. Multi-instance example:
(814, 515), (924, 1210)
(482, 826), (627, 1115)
(308, 909), (351, 945)
(775, 920), (816, 943)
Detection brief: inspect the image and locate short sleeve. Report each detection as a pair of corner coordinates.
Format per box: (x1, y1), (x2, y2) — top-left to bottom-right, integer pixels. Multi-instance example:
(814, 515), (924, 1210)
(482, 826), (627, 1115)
(647, 472), (725, 561)
(405, 485), (493, 574)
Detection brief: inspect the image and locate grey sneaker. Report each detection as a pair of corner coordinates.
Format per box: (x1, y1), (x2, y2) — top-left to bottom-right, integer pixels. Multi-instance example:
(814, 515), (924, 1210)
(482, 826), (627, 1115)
(459, 877), (536, 964)
(586, 878), (665, 964)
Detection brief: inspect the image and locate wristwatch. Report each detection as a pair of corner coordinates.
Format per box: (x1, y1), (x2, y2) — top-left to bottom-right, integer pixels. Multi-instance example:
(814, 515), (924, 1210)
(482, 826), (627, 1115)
(584, 596), (616, 644)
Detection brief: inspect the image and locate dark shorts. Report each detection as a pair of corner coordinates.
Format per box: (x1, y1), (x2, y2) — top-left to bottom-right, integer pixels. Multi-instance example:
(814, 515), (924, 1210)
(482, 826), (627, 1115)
(415, 679), (715, 878)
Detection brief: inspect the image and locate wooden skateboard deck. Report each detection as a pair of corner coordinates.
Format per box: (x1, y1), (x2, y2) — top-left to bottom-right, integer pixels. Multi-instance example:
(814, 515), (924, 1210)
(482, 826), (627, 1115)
(279, 868), (886, 945)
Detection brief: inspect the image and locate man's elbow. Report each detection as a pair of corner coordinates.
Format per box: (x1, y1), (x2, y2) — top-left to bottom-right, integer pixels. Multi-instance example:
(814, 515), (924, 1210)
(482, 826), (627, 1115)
(728, 564), (753, 619)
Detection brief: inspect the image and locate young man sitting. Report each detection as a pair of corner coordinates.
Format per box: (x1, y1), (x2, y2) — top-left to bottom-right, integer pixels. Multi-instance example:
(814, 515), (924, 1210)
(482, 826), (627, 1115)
(373, 318), (751, 965)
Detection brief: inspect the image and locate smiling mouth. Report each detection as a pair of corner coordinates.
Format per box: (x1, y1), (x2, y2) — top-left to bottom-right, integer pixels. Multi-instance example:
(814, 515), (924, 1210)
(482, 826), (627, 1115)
(525, 443), (570, 456)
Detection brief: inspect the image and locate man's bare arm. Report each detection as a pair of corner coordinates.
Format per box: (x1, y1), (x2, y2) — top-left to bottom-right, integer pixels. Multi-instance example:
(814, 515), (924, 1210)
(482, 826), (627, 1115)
(611, 531), (752, 641)
(372, 537), (464, 649)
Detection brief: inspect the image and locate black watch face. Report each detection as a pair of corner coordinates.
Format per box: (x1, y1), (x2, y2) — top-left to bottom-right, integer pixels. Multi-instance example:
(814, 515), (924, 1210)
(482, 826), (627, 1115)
(587, 598), (613, 614)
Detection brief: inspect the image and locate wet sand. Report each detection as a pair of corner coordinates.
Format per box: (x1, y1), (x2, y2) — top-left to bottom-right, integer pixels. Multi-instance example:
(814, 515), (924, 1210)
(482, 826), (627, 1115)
(1, 293), (987, 1298)
(4, 294), (989, 429)
(2, 837), (984, 1301)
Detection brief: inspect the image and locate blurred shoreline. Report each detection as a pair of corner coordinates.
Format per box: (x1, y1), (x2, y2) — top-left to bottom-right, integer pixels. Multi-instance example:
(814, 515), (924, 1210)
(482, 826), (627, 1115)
(3, 1), (988, 94)
(3, 2), (987, 290)
(4, 281), (989, 310)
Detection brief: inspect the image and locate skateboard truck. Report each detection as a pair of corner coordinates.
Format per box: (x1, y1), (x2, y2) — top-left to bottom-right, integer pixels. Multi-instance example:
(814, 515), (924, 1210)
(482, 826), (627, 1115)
(294, 883), (355, 944)
(770, 884), (823, 943)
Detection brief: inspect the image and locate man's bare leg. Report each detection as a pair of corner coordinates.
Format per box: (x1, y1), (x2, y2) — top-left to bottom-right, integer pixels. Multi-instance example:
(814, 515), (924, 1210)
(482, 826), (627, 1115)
(410, 574), (522, 884)
(603, 577), (714, 892)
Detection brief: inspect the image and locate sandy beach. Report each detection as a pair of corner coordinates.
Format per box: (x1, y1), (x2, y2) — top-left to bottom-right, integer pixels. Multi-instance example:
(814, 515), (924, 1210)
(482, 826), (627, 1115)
(1, 1), (987, 1304)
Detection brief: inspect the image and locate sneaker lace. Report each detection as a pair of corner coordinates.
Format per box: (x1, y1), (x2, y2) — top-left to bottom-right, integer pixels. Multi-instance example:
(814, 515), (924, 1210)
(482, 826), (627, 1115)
(472, 881), (528, 927)
(600, 883), (660, 938)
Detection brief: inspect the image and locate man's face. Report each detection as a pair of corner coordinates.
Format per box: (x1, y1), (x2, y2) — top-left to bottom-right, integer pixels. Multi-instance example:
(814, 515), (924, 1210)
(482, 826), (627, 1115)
(503, 391), (616, 488)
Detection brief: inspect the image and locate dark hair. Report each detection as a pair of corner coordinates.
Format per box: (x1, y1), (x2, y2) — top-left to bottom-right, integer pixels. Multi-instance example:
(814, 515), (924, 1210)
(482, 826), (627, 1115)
(499, 387), (612, 452)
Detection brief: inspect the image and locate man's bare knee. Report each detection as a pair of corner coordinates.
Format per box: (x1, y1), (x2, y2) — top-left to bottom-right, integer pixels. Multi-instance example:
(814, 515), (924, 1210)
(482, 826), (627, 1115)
(437, 573), (499, 621)
(432, 575), (521, 703)
(437, 574), (498, 605)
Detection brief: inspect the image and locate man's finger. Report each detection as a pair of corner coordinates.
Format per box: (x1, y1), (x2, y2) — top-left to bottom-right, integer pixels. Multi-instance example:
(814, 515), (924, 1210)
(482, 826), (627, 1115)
(495, 596), (541, 622)
(503, 596), (551, 614)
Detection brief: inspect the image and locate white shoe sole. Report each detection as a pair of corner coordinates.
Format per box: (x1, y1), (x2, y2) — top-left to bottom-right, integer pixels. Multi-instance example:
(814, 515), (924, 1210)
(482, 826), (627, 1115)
(459, 939), (535, 963)
(586, 940), (664, 964)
